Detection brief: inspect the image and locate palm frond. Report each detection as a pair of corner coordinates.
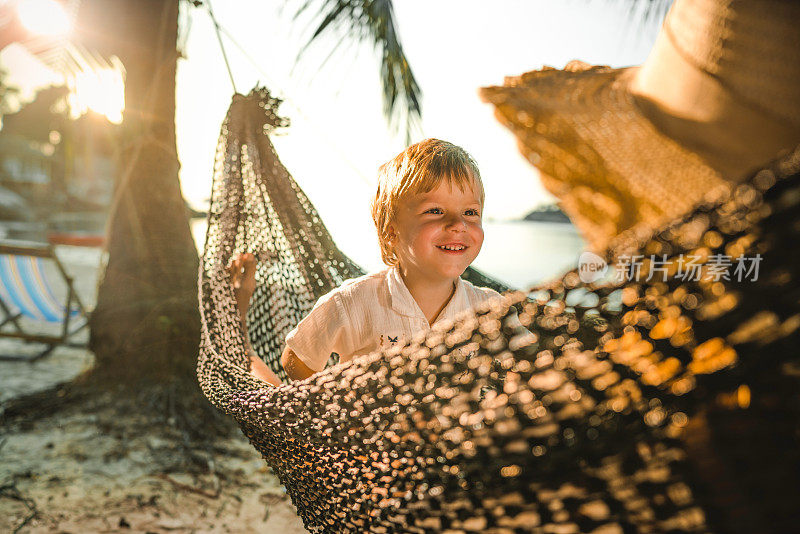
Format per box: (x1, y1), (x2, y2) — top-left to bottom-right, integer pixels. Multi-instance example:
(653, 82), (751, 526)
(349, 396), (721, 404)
(291, 0), (423, 143)
(616, 0), (673, 28)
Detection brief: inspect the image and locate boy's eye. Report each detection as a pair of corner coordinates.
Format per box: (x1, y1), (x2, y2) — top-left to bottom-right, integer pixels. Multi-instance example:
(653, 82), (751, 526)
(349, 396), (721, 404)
(424, 208), (443, 215)
(465, 209), (481, 217)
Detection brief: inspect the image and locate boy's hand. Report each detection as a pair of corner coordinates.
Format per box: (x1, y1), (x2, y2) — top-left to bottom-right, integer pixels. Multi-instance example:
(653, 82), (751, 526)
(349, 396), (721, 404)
(227, 253), (257, 322)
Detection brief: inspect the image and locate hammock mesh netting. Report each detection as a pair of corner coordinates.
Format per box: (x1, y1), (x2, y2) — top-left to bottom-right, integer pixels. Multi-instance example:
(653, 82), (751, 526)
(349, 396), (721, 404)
(198, 89), (800, 533)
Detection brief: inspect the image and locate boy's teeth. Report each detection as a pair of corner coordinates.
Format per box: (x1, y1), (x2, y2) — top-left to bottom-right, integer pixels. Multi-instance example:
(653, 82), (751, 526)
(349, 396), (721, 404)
(439, 245), (465, 251)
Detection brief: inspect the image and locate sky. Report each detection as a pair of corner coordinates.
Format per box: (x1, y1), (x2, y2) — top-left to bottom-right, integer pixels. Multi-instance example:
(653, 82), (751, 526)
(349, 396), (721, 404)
(1, 0), (663, 229)
(175, 0), (661, 227)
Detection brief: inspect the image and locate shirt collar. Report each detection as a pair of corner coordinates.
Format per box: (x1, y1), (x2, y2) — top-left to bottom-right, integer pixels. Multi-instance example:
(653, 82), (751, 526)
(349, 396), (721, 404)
(386, 267), (468, 325)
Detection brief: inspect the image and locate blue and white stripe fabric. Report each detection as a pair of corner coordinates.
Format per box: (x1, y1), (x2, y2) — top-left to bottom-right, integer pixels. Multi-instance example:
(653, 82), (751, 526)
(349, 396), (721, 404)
(0, 254), (79, 322)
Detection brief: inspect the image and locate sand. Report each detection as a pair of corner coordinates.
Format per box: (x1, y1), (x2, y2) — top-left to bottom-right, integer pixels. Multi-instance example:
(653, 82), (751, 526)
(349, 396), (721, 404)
(0, 393), (308, 533)
(0, 390), (308, 533)
(0, 245), (308, 533)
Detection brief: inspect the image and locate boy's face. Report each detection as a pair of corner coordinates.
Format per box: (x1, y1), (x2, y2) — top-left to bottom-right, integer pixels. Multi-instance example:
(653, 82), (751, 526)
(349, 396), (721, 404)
(389, 177), (484, 284)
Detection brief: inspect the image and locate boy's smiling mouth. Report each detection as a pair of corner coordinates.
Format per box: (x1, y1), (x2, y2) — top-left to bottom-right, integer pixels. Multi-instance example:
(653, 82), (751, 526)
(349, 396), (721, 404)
(437, 243), (467, 252)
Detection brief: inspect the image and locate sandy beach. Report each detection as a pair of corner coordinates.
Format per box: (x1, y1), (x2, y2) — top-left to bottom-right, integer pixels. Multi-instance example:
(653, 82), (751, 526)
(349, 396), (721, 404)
(0, 245), (308, 533)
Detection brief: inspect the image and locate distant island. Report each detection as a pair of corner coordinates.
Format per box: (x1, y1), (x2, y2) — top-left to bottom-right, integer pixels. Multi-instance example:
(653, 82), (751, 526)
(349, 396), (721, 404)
(521, 204), (571, 224)
(186, 203), (208, 219)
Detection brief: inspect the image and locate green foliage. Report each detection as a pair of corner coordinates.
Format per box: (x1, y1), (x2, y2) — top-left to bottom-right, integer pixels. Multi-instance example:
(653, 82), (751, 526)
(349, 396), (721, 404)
(0, 67), (21, 116)
(611, 0), (672, 27)
(292, 0), (423, 143)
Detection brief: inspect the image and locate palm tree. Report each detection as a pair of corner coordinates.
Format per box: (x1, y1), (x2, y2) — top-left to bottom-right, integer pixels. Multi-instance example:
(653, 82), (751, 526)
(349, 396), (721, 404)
(78, 0), (421, 427)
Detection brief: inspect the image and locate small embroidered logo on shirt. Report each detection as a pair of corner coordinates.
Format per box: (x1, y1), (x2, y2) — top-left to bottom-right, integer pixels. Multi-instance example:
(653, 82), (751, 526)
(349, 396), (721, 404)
(380, 334), (399, 346)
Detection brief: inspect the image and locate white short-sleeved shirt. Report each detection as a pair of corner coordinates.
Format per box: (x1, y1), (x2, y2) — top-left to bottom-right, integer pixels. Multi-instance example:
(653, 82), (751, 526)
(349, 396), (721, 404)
(285, 267), (506, 373)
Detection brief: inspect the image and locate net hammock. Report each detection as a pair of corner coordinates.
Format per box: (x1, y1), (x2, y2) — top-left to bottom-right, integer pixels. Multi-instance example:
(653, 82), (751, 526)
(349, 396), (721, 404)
(198, 89), (800, 533)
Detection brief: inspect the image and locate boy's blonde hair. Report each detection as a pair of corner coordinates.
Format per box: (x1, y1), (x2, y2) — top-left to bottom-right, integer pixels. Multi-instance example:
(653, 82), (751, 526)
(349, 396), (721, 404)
(371, 138), (484, 266)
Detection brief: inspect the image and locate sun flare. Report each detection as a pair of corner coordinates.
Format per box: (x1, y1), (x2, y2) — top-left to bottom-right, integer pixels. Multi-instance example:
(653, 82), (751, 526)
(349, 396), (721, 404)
(67, 57), (125, 124)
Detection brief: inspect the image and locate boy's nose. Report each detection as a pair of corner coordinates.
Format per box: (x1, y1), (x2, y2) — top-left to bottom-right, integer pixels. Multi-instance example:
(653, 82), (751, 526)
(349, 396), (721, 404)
(444, 214), (468, 231)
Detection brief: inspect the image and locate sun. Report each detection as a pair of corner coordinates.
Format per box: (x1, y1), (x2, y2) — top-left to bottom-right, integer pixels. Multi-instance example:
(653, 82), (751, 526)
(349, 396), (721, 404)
(16, 0), (71, 37)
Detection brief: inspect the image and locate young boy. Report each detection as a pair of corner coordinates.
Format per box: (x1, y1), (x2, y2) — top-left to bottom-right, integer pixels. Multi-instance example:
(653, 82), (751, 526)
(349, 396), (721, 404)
(230, 138), (506, 384)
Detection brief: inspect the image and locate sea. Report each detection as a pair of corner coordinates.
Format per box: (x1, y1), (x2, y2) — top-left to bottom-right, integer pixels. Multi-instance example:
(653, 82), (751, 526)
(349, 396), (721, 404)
(191, 218), (585, 290)
(0, 216), (584, 297)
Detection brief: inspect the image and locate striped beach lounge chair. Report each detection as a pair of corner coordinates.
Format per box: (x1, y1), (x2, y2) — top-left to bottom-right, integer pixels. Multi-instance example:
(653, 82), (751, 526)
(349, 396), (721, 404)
(0, 240), (89, 362)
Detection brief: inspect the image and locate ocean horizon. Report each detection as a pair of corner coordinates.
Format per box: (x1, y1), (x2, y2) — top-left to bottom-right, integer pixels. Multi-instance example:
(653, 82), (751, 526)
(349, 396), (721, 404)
(191, 218), (585, 290)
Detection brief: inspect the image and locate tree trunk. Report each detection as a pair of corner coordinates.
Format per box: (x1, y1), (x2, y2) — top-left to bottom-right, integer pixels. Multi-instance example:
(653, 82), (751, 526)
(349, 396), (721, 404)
(89, 0), (200, 386)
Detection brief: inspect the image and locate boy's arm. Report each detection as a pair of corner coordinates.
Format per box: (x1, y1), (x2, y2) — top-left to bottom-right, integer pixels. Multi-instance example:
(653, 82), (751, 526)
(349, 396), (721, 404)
(247, 343), (283, 386)
(229, 253), (282, 386)
(240, 311), (282, 386)
(281, 347), (317, 381)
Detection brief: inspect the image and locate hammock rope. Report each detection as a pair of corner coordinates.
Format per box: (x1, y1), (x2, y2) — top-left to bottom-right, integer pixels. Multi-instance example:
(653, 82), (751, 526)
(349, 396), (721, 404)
(198, 89), (800, 533)
(206, 0), (237, 94)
